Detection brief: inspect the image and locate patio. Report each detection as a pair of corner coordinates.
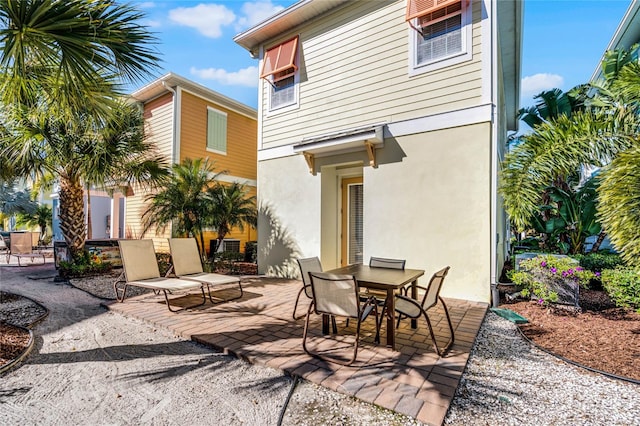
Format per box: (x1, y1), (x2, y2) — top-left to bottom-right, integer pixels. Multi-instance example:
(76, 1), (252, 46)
(105, 276), (487, 425)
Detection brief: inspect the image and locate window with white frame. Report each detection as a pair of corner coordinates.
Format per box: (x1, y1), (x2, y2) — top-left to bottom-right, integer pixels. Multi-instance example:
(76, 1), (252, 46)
(261, 36), (299, 112)
(406, 0), (471, 72)
(206, 107), (227, 154)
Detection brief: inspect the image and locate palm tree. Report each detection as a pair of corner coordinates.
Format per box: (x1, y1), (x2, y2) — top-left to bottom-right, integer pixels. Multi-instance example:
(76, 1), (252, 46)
(17, 204), (52, 244)
(0, 178), (36, 217)
(1, 101), (169, 258)
(142, 158), (223, 260)
(517, 88), (582, 128)
(0, 0), (159, 117)
(0, 0), (162, 260)
(206, 182), (257, 256)
(500, 46), (640, 265)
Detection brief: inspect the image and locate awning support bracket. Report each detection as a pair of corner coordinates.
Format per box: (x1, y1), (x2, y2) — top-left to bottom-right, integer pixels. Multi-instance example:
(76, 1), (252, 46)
(364, 141), (377, 168)
(303, 152), (316, 175)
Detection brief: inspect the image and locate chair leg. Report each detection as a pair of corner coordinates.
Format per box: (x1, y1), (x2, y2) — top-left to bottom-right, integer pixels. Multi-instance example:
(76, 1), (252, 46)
(292, 286), (309, 320)
(439, 296), (455, 350)
(161, 286), (207, 313)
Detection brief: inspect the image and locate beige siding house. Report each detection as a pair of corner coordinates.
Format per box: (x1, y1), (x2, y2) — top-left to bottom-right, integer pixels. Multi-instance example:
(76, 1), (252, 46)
(126, 73), (258, 254)
(235, 0), (522, 303)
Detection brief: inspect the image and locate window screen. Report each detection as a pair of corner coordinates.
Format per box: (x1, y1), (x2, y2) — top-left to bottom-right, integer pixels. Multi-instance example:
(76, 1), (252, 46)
(416, 13), (462, 64)
(270, 75), (296, 110)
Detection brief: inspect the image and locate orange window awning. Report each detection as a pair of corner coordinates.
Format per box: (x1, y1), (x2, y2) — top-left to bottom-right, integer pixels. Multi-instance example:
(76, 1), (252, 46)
(406, 0), (463, 25)
(260, 36), (299, 81)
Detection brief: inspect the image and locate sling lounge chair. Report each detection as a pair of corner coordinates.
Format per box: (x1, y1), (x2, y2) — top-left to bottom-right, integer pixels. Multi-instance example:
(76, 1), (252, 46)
(114, 239), (207, 312)
(168, 238), (243, 303)
(9, 232), (46, 266)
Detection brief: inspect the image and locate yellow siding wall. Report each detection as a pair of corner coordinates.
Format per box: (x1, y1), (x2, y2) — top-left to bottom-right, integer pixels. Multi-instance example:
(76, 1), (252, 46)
(179, 91), (257, 181)
(179, 91), (257, 256)
(125, 93), (174, 252)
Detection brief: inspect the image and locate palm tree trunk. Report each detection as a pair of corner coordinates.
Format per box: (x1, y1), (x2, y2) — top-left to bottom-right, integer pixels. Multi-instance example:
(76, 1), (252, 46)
(86, 184), (92, 239)
(590, 231), (607, 253)
(58, 176), (86, 259)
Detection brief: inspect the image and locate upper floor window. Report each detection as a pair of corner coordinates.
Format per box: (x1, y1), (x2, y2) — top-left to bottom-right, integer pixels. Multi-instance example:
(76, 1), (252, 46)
(207, 107), (227, 154)
(261, 36), (299, 112)
(406, 0), (471, 73)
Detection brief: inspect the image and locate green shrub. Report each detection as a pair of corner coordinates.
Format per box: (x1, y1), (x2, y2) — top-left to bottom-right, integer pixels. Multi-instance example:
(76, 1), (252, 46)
(601, 267), (640, 310)
(574, 252), (623, 272)
(508, 255), (595, 305)
(59, 250), (112, 278)
(244, 241), (257, 263)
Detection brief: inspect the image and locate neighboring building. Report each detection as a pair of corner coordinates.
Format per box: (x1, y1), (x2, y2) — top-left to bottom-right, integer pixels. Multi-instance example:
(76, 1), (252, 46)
(126, 73), (258, 254)
(235, 0), (522, 303)
(591, 0), (640, 81)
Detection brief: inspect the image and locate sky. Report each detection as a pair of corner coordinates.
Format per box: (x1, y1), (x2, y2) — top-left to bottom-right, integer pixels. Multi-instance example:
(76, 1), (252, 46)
(130, 0), (634, 119)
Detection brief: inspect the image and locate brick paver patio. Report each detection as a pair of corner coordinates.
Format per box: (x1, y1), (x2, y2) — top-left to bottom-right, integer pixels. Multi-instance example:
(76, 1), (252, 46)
(105, 276), (487, 425)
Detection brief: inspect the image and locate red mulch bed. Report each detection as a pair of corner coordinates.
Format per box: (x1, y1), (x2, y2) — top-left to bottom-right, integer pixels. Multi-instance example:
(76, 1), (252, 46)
(0, 323), (30, 366)
(504, 289), (640, 381)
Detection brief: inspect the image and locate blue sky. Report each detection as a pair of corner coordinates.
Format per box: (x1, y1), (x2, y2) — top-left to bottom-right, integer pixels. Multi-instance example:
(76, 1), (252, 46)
(131, 0), (633, 113)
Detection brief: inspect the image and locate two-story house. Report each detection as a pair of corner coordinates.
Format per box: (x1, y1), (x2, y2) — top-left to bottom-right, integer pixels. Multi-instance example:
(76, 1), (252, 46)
(235, 0), (522, 303)
(126, 73), (258, 254)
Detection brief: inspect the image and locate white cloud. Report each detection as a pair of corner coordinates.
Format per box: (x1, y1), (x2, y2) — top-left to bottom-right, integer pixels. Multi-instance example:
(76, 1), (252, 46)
(138, 2), (156, 9)
(169, 4), (235, 38)
(237, 1), (285, 29)
(142, 19), (162, 28)
(191, 66), (259, 87)
(521, 73), (564, 98)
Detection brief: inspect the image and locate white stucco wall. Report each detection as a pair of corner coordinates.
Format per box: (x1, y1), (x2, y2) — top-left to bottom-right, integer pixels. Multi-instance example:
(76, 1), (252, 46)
(257, 155), (321, 277)
(258, 122), (493, 303)
(364, 123), (492, 302)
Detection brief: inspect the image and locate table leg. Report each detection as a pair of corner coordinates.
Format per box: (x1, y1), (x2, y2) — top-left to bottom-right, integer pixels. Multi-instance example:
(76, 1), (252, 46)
(386, 288), (396, 350)
(322, 314), (329, 335)
(411, 280), (418, 329)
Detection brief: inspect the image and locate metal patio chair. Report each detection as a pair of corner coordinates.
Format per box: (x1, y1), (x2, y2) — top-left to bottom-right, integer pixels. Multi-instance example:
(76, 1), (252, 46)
(394, 266), (454, 356)
(302, 271), (381, 366)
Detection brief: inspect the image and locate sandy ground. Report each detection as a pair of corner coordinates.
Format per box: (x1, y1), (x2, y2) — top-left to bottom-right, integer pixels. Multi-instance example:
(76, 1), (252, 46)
(0, 261), (419, 426)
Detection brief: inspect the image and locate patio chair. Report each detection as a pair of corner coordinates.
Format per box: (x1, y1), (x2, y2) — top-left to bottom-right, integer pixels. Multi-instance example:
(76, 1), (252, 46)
(0, 234), (8, 263)
(393, 266), (454, 356)
(302, 271), (381, 366)
(114, 239), (207, 312)
(294, 257), (322, 320)
(365, 257), (406, 327)
(168, 238), (243, 303)
(8, 232), (46, 266)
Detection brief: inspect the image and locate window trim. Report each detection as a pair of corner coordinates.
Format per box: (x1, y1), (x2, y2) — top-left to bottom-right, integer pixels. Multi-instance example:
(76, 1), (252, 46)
(206, 106), (228, 155)
(408, 0), (472, 76)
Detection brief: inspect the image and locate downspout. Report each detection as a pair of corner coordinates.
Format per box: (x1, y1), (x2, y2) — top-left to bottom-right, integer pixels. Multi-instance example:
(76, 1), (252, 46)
(489, 0), (500, 307)
(163, 80), (179, 240)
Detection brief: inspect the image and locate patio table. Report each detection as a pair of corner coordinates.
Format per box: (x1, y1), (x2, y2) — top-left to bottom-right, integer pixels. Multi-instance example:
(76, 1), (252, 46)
(325, 264), (425, 350)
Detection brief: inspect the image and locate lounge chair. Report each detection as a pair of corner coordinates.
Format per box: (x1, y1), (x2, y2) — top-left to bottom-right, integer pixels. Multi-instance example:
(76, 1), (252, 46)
(394, 266), (454, 356)
(114, 239), (207, 312)
(302, 271), (380, 366)
(0, 234), (9, 263)
(8, 232), (46, 266)
(168, 238), (242, 303)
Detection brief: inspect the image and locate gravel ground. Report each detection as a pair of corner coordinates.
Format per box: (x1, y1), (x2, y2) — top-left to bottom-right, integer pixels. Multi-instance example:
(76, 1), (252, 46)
(3, 262), (640, 425)
(445, 312), (640, 425)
